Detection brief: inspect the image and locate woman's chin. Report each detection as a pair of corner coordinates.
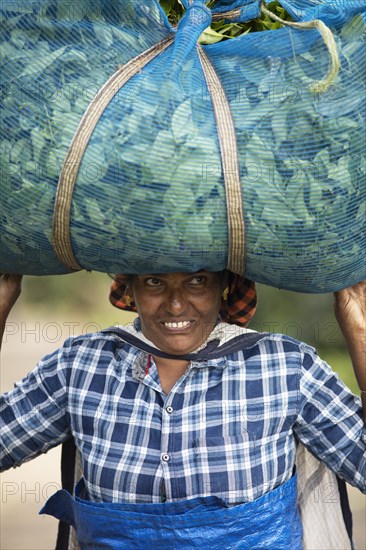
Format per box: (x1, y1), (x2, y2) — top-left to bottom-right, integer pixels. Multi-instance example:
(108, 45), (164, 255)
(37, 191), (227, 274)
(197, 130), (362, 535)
(152, 332), (206, 356)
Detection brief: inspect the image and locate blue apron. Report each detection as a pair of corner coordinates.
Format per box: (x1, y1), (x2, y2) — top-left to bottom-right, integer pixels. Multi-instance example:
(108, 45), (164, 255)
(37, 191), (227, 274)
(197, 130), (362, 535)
(40, 473), (302, 549)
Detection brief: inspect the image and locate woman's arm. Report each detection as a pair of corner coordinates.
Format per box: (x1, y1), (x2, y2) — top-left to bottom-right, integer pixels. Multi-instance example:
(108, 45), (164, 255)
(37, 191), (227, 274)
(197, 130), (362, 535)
(0, 273), (22, 350)
(0, 273), (72, 471)
(294, 281), (366, 491)
(334, 279), (366, 421)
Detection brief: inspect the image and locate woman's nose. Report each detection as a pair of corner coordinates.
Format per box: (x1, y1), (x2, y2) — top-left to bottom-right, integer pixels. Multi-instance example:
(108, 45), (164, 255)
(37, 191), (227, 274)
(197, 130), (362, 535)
(166, 288), (186, 314)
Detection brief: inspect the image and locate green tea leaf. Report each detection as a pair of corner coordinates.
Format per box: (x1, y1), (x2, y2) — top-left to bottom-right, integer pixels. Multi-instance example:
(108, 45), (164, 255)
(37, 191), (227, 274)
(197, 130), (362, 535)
(19, 46), (67, 77)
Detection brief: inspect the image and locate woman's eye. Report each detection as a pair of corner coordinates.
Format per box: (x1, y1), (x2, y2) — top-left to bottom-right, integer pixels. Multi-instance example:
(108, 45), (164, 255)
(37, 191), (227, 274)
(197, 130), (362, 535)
(145, 278), (162, 287)
(190, 276), (206, 285)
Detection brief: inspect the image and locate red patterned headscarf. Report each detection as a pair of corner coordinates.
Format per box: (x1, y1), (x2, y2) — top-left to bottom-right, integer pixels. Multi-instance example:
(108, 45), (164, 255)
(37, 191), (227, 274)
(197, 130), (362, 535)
(109, 271), (257, 327)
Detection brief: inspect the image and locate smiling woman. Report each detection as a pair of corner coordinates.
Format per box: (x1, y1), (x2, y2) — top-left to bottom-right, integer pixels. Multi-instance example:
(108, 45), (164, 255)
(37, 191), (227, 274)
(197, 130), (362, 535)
(0, 272), (365, 549)
(126, 271), (225, 355)
(123, 271), (226, 394)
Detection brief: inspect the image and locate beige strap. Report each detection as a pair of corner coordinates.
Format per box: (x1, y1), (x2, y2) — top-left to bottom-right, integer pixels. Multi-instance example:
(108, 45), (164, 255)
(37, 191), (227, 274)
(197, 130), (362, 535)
(197, 45), (245, 276)
(211, 10), (241, 21)
(52, 37), (174, 271)
(260, 2), (340, 94)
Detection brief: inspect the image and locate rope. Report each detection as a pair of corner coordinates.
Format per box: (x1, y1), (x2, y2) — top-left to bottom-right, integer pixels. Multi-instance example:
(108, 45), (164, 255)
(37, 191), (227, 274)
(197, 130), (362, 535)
(52, 37), (174, 271)
(197, 45), (245, 276)
(260, 2), (340, 94)
(211, 3), (340, 94)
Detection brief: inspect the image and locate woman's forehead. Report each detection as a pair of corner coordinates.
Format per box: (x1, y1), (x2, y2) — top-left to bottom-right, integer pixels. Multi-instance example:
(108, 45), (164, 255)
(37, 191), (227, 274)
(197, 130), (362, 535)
(134, 270), (222, 279)
(141, 271), (206, 277)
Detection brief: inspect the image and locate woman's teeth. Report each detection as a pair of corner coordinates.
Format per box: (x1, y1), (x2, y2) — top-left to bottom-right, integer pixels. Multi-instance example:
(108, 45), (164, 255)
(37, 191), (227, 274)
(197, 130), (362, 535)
(164, 321), (191, 329)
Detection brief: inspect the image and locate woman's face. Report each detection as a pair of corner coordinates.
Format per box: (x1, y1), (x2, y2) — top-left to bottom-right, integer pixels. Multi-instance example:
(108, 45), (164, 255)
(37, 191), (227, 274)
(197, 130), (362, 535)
(127, 271), (225, 355)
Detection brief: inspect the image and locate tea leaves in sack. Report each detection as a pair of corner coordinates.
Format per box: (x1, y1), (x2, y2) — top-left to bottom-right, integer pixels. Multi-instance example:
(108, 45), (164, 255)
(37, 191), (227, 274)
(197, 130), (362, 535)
(0, 0), (365, 292)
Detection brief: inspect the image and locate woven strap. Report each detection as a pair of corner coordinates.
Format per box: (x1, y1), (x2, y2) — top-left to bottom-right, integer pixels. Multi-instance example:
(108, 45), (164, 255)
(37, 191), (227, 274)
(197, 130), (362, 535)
(197, 45), (245, 276)
(52, 37), (174, 271)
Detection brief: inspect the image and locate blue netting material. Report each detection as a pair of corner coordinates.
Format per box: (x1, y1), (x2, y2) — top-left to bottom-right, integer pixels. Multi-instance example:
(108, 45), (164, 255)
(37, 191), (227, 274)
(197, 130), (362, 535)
(0, 0), (365, 292)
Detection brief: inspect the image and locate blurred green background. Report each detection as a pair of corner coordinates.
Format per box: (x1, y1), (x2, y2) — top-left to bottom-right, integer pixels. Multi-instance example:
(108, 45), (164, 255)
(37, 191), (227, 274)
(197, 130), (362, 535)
(20, 270), (357, 393)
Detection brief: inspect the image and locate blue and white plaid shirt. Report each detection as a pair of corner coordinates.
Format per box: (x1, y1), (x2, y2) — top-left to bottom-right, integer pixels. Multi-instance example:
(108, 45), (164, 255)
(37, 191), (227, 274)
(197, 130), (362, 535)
(1, 321), (365, 504)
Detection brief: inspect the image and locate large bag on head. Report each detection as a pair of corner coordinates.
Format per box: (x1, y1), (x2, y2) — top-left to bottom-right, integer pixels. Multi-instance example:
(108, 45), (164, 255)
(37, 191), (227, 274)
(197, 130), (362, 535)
(1, 0), (365, 292)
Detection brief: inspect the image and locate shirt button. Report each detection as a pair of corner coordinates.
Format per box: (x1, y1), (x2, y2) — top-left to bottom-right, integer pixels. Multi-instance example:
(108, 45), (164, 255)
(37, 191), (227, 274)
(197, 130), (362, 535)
(166, 406), (173, 414)
(162, 453), (170, 462)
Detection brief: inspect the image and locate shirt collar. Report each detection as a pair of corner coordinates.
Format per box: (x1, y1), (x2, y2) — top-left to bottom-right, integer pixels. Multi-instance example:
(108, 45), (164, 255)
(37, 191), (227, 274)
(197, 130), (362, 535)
(127, 317), (254, 353)
(119, 318), (255, 381)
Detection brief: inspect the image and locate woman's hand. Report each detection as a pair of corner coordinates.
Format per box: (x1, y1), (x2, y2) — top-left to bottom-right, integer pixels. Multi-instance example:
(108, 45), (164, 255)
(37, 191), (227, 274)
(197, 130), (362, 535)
(334, 279), (366, 340)
(0, 273), (23, 320)
(0, 273), (23, 350)
(334, 279), (366, 395)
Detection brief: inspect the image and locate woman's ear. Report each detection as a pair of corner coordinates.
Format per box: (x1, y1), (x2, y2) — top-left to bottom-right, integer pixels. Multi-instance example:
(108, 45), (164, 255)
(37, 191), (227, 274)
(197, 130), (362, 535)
(124, 280), (135, 307)
(220, 270), (229, 294)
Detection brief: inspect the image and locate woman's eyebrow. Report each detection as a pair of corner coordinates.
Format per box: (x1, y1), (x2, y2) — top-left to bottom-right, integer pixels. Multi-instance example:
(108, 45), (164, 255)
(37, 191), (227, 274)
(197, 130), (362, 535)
(146, 272), (206, 277)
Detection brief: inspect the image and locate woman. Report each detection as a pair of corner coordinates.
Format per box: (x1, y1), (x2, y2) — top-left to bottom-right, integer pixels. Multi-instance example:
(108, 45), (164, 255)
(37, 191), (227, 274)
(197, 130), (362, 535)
(0, 271), (365, 548)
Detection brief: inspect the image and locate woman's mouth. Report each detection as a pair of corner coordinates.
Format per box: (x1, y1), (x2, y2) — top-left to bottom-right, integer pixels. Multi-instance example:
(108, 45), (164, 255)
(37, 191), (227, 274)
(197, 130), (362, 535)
(162, 321), (192, 330)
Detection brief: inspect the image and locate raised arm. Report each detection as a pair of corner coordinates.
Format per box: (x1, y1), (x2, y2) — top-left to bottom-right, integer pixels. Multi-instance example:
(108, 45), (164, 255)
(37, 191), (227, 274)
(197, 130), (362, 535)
(0, 273), (23, 350)
(334, 279), (366, 420)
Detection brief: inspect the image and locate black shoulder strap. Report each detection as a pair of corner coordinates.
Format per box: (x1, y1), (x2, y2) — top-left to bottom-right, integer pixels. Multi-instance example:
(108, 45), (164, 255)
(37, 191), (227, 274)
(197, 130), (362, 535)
(101, 327), (268, 361)
(55, 437), (77, 550)
(336, 476), (354, 543)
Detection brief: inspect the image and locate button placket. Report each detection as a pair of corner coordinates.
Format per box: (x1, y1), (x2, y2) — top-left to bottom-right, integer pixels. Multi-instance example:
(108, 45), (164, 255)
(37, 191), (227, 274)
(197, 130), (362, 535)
(160, 396), (176, 497)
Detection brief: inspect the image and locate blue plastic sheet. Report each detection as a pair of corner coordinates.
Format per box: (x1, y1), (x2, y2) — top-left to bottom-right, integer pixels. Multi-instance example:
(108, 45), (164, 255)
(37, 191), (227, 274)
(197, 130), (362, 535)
(41, 474), (302, 549)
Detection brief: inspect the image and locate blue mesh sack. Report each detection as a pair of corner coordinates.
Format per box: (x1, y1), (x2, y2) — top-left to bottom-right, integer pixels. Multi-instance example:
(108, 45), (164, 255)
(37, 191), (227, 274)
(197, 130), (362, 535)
(1, 0), (365, 292)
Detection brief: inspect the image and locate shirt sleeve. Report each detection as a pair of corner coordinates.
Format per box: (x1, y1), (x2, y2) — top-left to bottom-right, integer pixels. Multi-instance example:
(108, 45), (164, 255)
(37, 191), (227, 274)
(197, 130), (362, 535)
(0, 338), (74, 472)
(294, 344), (366, 493)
